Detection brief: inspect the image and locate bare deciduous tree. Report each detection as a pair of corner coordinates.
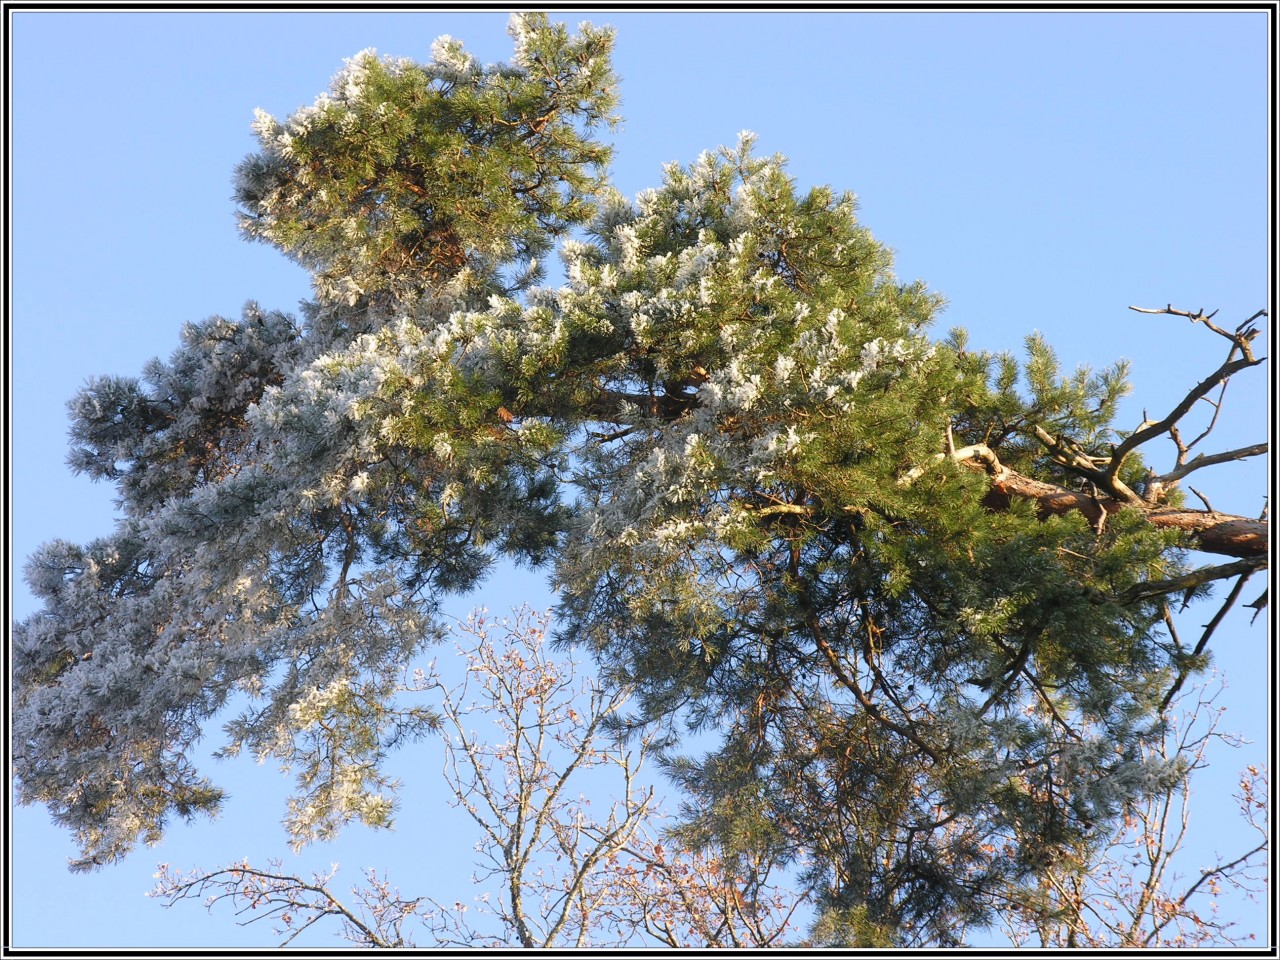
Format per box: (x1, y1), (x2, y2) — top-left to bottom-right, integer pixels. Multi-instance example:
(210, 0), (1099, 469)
(151, 607), (805, 947)
(992, 674), (1268, 948)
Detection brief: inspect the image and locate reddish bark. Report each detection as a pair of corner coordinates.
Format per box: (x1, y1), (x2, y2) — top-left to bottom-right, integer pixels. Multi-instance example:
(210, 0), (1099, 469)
(987, 471), (1267, 559)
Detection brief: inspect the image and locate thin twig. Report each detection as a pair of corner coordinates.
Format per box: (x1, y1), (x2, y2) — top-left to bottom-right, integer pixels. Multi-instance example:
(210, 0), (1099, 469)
(1128, 304), (1265, 360)
(1159, 571), (1255, 712)
(1188, 486), (1215, 512)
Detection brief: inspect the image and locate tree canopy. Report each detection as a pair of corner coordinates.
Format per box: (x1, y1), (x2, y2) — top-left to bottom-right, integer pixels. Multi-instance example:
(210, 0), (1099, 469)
(12, 13), (1268, 946)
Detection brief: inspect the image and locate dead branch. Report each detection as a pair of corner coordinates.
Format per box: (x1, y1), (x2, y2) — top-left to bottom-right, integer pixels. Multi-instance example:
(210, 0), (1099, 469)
(1127, 304), (1266, 360)
(1032, 424), (1142, 504)
(1158, 571), (1256, 712)
(897, 306), (1268, 560)
(1156, 443), (1267, 487)
(907, 443), (1269, 559)
(1110, 558), (1265, 607)
(1109, 307), (1264, 488)
(1108, 359), (1262, 485)
(896, 442), (1007, 488)
(1188, 487), (1215, 512)
(1242, 588), (1268, 625)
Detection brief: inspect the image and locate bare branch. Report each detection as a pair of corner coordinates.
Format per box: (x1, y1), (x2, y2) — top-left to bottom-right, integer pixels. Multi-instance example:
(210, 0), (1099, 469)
(1108, 354), (1262, 485)
(1188, 486), (1215, 512)
(1111, 307), (1265, 485)
(896, 442), (1007, 488)
(1158, 571), (1256, 712)
(1242, 588), (1267, 625)
(150, 860), (396, 948)
(1177, 381), (1227, 456)
(1128, 304), (1266, 360)
(1156, 443), (1267, 487)
(1110, 557), (1265, 607)
(1032, 424), (1141, 503)
(997, 676), (1269, 947)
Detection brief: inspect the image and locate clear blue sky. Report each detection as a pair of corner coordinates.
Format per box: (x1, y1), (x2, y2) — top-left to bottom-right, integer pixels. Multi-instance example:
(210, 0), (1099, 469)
(8, 7), (1271, 949)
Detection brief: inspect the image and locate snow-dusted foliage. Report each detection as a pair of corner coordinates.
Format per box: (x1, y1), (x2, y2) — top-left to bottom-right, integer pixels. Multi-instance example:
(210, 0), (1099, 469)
(65, 304), (302, 511)
(233, 14), (616, 308)
(13, 13), (609, 870)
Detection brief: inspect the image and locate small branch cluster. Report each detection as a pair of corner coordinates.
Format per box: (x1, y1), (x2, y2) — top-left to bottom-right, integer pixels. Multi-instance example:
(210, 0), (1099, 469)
(593, 836), (808, 947)
(408, 606), (660, 947)
(149, 860), (405, 948)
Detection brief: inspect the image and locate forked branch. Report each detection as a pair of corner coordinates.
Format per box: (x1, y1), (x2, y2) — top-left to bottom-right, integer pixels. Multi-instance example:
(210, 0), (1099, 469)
(902, 443), (1267, 559)
(1109, 307), (1264, 486)
(902, 306), (1268, 561)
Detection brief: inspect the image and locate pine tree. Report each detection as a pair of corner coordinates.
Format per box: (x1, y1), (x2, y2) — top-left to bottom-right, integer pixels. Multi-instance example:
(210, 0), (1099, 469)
(13, 13), (1267, 945)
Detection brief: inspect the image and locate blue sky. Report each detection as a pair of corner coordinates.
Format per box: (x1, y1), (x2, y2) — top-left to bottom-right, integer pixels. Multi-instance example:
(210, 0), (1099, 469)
(8, 7), (1272, 949)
